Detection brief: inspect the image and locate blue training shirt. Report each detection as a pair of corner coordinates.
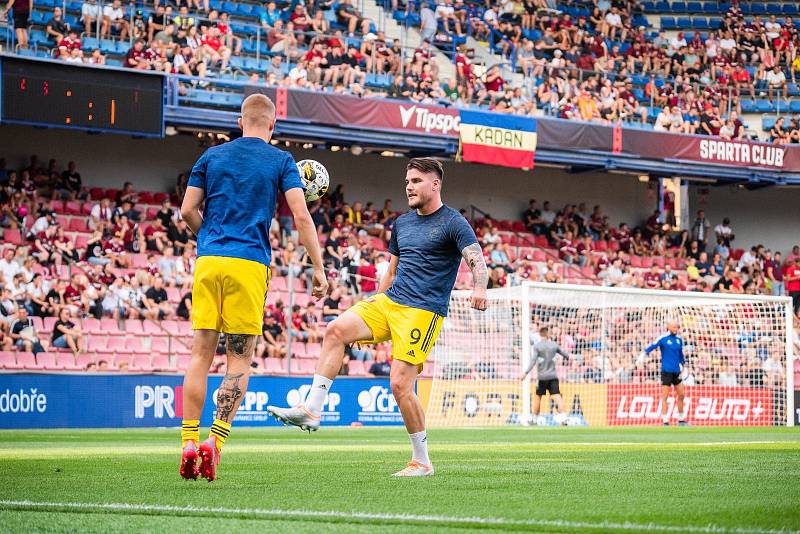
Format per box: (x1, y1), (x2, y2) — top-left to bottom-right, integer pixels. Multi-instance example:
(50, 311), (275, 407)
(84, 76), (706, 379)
(386, 205), (478, 317)
(644, 333), (685, 373)
(187, 137), (303, 266)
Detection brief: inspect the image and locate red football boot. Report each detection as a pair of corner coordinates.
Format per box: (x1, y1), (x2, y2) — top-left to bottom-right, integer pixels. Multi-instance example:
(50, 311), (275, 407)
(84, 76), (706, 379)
(180, 441), (200, 480)
(198, 436), (220, 482)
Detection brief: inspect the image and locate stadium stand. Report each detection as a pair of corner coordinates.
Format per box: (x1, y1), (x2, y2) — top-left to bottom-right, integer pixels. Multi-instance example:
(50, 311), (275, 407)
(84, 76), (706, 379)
(3, 0), (799, 140)
(0, 153), (797, 377)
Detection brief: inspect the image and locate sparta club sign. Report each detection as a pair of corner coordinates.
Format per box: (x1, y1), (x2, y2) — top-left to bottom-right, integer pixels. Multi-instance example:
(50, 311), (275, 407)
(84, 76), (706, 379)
(607, 385), (774, 426)
(699, 140), (785, 168)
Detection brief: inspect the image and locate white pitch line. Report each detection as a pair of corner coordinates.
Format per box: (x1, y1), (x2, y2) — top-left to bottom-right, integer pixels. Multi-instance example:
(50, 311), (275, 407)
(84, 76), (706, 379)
(0, 500), (796, 534)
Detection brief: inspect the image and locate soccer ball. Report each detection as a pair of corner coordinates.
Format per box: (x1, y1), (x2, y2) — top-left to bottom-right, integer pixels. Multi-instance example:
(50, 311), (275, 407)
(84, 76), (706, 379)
(296, 159), (330, 202)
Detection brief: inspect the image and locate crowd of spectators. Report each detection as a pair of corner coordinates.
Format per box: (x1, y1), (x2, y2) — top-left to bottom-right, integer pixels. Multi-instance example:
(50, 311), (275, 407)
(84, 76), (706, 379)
(0, 153), (797, 383)
(5, 0), (799, 139)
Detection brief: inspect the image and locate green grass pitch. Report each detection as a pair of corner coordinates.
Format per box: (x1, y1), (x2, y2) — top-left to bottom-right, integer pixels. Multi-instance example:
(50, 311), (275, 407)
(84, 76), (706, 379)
(1, 427), (799, 533)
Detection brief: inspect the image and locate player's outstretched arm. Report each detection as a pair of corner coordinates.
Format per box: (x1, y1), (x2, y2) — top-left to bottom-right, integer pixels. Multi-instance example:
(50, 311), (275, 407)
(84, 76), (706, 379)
(285, 188), (328, 299)
(180, 186), (205, 236)
(461, 243), (488, 310)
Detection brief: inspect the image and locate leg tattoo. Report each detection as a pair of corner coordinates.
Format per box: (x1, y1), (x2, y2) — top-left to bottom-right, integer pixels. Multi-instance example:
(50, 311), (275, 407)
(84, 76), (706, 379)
(226, 334), (255, 359)
(215, 372), (244, 421)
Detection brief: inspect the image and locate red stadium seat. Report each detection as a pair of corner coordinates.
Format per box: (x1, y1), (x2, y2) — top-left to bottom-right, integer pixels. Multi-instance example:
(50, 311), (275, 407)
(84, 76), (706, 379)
(166, 287), (181, 303)
(18, 352), (39, 370)
(161, 320), (180, 336)
(533, 250), (547, 262)
(75, 235), (89, 250)
(88, 336), (108, 352)
(130, 355), (153, 371)
(270, 277), (288, 292)
(264, 358), (287, 375)
(101, 318), (123, 335)
(125, 338), (149, 354)
(37, 352), (60, 370)
(347, 360), (367, 376)
(106, 337), (130, 353)
(138, 192), (154, 204)
(89, 187), (105, 200)
(64, 201), (82, 215)
(154, 192), (169, 203)
(629, 256), (642, 268)
(512, 221), (526, 232)
(151, 354), (172, 371)
(143, 320), (166, 336)
(151, 337), (171, 354)
(43, 316), (58, 334)
(56, 353), (80, 370)
(176, 321), (192, 336)
(51, 200), (65, 214)
(3, 229), (22, 245)
(125, 320), (144, 336)
(293, 358), (317, 375)
(0, 351), (20, 369)
(595, 240), (608, 252)
(640, 256), (653, 268)
(81, 202), (93, 215)
(75, 353), (94, 370)
(68, 218), (89, 233)
(534, 235), (549, 248)
(176, 355), (190, 370)
(82, 318), (102, 335)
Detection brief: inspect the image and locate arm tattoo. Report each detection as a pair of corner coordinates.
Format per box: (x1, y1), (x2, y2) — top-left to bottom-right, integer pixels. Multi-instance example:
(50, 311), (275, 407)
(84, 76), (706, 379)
(226, 334), (255, 359)
(462, 243), (488, 290)
(215, 372), (244, 422)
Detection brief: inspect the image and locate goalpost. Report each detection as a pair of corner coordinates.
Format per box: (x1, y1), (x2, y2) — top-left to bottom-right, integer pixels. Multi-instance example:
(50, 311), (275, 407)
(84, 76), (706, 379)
(426, 282), (795, 427)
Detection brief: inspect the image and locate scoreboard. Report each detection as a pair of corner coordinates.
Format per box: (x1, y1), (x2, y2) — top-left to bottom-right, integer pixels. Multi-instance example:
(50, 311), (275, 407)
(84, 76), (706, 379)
(0, 55), (164, 137)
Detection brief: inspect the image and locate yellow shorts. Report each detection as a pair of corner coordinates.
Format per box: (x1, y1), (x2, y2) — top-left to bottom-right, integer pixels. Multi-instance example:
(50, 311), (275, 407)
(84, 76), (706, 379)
(349, 293), (443, 368)
(191, 256), (271, 335)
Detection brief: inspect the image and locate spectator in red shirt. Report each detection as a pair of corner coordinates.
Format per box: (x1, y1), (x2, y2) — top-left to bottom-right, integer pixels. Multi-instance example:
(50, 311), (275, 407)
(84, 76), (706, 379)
(731, 64), (755, 98)
(784, 257), (800, 314)
(356, 257), (377, 297)
(201, 26), (231, 71)
(558, 230), (578, 264)
(125, 39), (149, 69)
(58, 29), (82, 59)
(643, 264), (662, 289)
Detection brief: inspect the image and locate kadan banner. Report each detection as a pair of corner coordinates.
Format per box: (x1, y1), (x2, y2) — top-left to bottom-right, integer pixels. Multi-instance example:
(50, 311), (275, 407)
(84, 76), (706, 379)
(607, 384), (775, 426)
(459, 109), (537, 169)
(0, 374), (404, 429)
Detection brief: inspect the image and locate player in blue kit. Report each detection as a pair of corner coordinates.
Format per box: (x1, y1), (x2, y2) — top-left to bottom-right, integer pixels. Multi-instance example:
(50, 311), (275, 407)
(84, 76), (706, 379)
(268, 157), (489, 477)
(641, 320), (688, 426)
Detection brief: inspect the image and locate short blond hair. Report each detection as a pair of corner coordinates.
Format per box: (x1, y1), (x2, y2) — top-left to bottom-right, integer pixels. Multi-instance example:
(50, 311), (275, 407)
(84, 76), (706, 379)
(241, 93), (276, 130)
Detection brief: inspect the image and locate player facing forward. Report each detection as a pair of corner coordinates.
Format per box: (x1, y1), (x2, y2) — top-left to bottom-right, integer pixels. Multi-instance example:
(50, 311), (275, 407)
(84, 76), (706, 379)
(519, 326), (570, 425)
(179, 94), (328, 481)
(268, 157), (489, 477)
(641, 320), (688, 426)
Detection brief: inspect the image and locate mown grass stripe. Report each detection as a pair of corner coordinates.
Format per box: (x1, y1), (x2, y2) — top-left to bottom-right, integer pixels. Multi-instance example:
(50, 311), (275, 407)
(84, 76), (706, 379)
(0, 500), (793, 534)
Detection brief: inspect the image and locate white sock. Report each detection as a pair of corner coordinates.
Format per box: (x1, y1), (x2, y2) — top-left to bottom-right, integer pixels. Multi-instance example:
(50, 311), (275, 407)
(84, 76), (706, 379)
(305, 374), (333, 416)
(662, 414), (669, 423)
(409, 430), (430, 466)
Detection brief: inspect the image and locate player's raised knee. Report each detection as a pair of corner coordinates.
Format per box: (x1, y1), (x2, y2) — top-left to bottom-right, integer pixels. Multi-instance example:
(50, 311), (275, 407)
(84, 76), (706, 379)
(390, 374), (414, 400)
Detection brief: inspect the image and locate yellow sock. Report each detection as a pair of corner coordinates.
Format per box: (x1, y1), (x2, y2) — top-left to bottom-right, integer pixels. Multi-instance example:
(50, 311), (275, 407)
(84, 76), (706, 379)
(181, 419), (200, 448)
(209, 419), (231, 449)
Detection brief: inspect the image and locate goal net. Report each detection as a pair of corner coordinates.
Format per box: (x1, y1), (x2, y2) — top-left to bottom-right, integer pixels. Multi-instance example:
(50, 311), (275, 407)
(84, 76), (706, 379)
(425, 282), (795, 427)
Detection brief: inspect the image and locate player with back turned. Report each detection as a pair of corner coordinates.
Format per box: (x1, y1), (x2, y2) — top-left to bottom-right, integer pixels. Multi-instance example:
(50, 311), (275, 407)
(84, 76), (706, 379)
(178, 94), (328, 482)
(268, 157), (489, 477)
(640, 320), (688, 426)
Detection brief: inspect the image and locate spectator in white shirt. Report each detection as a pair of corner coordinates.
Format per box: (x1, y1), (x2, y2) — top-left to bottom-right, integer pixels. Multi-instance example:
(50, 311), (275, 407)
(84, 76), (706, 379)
(30, 211), (56, 236)
(419, 2), (436, 43)
(764, 15), (781, 41)
(766, 66), (787, 101)
(102, 0), (129, 40)
(540, 201), (556, 224)
(0, 248), (21, 286)
(603, 7), (622, 39)
(89, 197), (113, 231)
(81, 0), (101, 38)
(288, 61), (309, 87)
(719, 32), (736, 53)
(714, 217), (734, 246)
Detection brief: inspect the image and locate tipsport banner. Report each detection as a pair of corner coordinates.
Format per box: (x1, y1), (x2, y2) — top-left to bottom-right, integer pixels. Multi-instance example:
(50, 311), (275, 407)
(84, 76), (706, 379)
(0, 374), (405, 429)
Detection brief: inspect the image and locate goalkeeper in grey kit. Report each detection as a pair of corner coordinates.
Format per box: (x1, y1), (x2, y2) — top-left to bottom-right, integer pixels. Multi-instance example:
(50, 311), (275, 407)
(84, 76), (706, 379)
(519, 326), (571, 425)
